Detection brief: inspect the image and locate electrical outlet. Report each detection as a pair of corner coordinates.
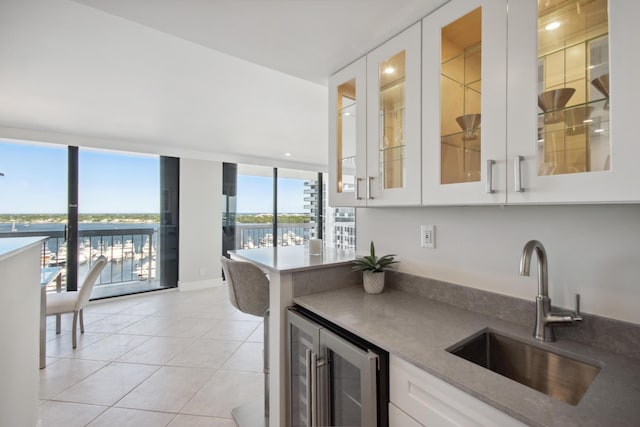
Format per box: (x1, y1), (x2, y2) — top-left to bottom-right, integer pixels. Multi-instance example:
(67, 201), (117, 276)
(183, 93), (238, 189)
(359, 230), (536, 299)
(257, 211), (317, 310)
(420, 225), (435, 248)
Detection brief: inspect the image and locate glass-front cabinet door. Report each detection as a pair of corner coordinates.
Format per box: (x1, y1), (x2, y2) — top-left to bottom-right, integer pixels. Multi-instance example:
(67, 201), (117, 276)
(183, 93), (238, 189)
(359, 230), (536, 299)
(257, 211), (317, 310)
(366, 22), (422, 206)
(507, 0), (640, 203)
(329, 57), (367, 207)
(422, 0), (507, 204)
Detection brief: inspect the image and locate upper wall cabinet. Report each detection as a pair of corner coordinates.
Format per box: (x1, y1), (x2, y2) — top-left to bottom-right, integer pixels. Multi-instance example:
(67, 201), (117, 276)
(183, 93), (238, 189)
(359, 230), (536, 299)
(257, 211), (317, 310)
(329, 0), (640, 207)
(366, 23), (422, 206)
(329, 23), (422, 207)
(507, 0), (640, 203)
(421, 0), (507, 204)
(329, 57), (368, 207)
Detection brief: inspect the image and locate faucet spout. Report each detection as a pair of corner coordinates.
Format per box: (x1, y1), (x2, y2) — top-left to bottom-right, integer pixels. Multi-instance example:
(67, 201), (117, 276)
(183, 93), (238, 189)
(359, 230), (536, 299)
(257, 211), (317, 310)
(520, 240), (548, 298)
(519, 240), (582, 341)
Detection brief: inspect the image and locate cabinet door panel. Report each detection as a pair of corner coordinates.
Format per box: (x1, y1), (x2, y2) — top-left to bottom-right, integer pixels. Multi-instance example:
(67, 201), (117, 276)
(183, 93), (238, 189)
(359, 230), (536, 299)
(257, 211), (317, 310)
(389, 355), (525, 427)
(366, 22), (422, 206)
(507, 0), (640, 203)
(389, 403), (422, 427)
(329, 57), (368, 207)
(422, 0), (507, 205)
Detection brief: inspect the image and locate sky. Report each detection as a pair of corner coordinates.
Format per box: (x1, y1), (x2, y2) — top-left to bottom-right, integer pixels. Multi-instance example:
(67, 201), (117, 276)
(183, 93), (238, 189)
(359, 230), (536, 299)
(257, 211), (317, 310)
(237, 174), (306, 213)
(0, 141), (308, 214)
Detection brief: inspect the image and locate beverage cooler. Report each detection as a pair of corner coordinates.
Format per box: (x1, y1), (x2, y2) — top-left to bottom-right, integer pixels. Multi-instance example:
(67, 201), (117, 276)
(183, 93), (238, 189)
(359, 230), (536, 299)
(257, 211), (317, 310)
(287, 306), (388, 427)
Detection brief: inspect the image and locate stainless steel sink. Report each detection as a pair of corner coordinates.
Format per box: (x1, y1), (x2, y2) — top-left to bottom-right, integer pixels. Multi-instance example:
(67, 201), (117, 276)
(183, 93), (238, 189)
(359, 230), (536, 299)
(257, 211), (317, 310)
(447, 330), (600, 405)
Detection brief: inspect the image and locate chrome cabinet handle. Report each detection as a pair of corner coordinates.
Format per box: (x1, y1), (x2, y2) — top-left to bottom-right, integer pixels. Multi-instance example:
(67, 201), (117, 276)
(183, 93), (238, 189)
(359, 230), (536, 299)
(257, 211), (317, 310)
(514, 155), (524, 192)
(305, 349), (313, 426)
(363, 352), (379, 427)
(367, 176), (374, 200)
(310, 352), (318, 427)
(486, 159), (496, 194)
(355, 178), (363, 200)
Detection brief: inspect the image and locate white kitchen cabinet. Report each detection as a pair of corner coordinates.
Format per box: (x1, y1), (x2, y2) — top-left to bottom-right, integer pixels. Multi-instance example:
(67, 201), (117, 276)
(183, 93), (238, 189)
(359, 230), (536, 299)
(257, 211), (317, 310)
(389, 355), (525, 427)
(389, 402), (422, 427)
(421, 0), (508, 205)
(330, 0), (640, 207)
(366, 22), (422, 206)
(329, 23), (422, 207)
(506, 0), (640, 203)
(329, 57), (368, 207)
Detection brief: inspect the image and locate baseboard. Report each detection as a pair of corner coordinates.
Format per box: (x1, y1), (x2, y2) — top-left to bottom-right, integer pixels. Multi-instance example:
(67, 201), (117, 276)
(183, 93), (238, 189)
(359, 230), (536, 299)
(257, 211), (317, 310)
(178, 277), (224, 292)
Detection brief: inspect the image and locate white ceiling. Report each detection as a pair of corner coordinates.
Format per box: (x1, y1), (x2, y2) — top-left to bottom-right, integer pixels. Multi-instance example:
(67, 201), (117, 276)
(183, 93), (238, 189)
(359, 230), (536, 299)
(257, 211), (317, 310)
(71, 0), (450, 85)
(0, 0), (449, 170)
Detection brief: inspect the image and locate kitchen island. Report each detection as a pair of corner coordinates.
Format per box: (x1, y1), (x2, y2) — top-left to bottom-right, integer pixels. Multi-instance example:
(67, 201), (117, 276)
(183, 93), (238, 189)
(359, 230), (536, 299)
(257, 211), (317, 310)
(0, 236), (47, 427)
(229, 245), (358, 427)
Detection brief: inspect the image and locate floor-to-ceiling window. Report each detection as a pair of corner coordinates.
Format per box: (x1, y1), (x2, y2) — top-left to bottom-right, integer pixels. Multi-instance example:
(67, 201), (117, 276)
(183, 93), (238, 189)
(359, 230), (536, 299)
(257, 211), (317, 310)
(0, 140), (68, 266)
(0, 140), (178, 299)
(222, 164), (355, 255)
(78, 148), (162, 298)
(235, 164), (274, 249)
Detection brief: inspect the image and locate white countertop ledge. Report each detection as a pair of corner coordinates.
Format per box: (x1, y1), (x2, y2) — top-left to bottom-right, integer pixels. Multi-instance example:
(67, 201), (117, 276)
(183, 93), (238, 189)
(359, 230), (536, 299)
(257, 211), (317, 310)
(229, 245), (355, 273)
(0, 236), (47, 262)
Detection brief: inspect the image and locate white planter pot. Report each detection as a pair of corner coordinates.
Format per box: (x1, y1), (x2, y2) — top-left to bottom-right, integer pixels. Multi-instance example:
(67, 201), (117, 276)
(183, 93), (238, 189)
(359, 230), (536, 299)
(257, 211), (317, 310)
(363, 271), (385, 294)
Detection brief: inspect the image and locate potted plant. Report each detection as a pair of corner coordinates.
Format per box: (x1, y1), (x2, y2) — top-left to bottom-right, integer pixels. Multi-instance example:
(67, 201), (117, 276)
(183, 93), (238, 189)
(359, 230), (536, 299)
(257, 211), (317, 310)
(352, 241), (397, 294)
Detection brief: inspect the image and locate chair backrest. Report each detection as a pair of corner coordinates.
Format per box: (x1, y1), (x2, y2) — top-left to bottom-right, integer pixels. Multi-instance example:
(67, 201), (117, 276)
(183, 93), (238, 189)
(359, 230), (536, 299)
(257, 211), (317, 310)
(75, 255), (108, 311)
(220, 256), (269, 317)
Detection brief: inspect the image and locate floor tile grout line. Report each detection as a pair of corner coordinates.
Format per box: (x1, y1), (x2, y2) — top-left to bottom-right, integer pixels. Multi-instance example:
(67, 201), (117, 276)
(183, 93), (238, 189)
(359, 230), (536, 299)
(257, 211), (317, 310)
(41, 286), (262, 426)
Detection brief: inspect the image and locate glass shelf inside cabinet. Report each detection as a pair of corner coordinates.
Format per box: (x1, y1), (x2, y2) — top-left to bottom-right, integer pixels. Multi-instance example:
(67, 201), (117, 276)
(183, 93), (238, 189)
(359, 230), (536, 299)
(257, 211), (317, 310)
(339, 100), (356, 117)
(441, 132), (481, 151)
(379, 145), (406, 189)
(441, 43), (482, 92)
(340, 156), (357, 176)
(537, 98), (610, 176)
(379, 144), (406, 153)
(537, 98), (609, 132)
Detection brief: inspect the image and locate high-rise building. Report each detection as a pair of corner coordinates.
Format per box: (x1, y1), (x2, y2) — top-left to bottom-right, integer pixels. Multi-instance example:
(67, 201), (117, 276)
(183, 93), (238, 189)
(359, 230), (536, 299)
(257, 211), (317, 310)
(304, 177), (356, 249)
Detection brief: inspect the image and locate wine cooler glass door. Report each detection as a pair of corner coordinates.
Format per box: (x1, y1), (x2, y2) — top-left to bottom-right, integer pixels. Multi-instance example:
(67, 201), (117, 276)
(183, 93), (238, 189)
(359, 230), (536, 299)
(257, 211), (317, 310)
(319, 328), (379, 427)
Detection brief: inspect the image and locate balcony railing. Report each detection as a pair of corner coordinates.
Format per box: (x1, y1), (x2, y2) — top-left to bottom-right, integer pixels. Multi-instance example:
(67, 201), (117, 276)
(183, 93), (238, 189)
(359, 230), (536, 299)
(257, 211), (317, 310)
(236, 223), (314, 249)
(0, 227), (157, 289)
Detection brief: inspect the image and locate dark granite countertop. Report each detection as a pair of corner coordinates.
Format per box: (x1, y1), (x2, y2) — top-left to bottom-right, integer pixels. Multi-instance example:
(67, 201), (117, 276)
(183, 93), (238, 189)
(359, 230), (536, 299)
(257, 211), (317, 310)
(294, 285), (640, 427)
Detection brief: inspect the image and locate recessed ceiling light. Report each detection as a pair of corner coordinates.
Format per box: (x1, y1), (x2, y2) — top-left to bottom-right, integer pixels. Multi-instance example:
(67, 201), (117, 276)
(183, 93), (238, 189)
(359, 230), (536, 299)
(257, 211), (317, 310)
(594, 128), (605, 133)
(538, 139), (545, 143)
(343, 112), (351, 116)
(284, 152), (292, 157)
(383, 66), (395, 75)
(545, 21), (561, 31)
(583, 119), (594, 123)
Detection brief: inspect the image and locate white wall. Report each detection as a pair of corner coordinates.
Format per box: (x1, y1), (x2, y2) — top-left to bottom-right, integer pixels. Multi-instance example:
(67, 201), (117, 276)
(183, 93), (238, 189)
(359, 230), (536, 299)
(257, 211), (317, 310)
(178, 158), (223, 290)
(357, 204), (640, 324)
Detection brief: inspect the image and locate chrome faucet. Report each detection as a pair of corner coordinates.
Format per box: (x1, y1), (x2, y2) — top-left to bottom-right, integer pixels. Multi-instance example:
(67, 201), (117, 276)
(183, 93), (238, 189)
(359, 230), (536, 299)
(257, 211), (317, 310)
(520, 240), (582, 342)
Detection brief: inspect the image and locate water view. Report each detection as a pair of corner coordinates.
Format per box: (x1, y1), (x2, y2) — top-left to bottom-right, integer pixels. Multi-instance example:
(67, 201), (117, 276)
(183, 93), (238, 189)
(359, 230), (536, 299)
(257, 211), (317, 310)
(0, 215), (159, 291)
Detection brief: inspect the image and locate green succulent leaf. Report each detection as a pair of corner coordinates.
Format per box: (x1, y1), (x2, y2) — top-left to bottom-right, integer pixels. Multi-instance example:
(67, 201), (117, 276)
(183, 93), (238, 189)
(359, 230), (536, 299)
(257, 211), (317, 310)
(352, 241), (398, 272)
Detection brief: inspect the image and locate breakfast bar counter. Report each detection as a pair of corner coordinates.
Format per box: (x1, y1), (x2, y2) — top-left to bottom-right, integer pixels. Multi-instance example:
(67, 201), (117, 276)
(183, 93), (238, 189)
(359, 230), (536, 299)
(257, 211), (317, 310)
(229, 245), (357, 427)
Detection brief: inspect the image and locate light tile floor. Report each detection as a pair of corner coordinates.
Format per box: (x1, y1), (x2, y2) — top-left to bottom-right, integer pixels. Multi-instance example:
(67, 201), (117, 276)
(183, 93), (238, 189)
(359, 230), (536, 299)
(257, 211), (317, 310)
(39, 284), (264, 427)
